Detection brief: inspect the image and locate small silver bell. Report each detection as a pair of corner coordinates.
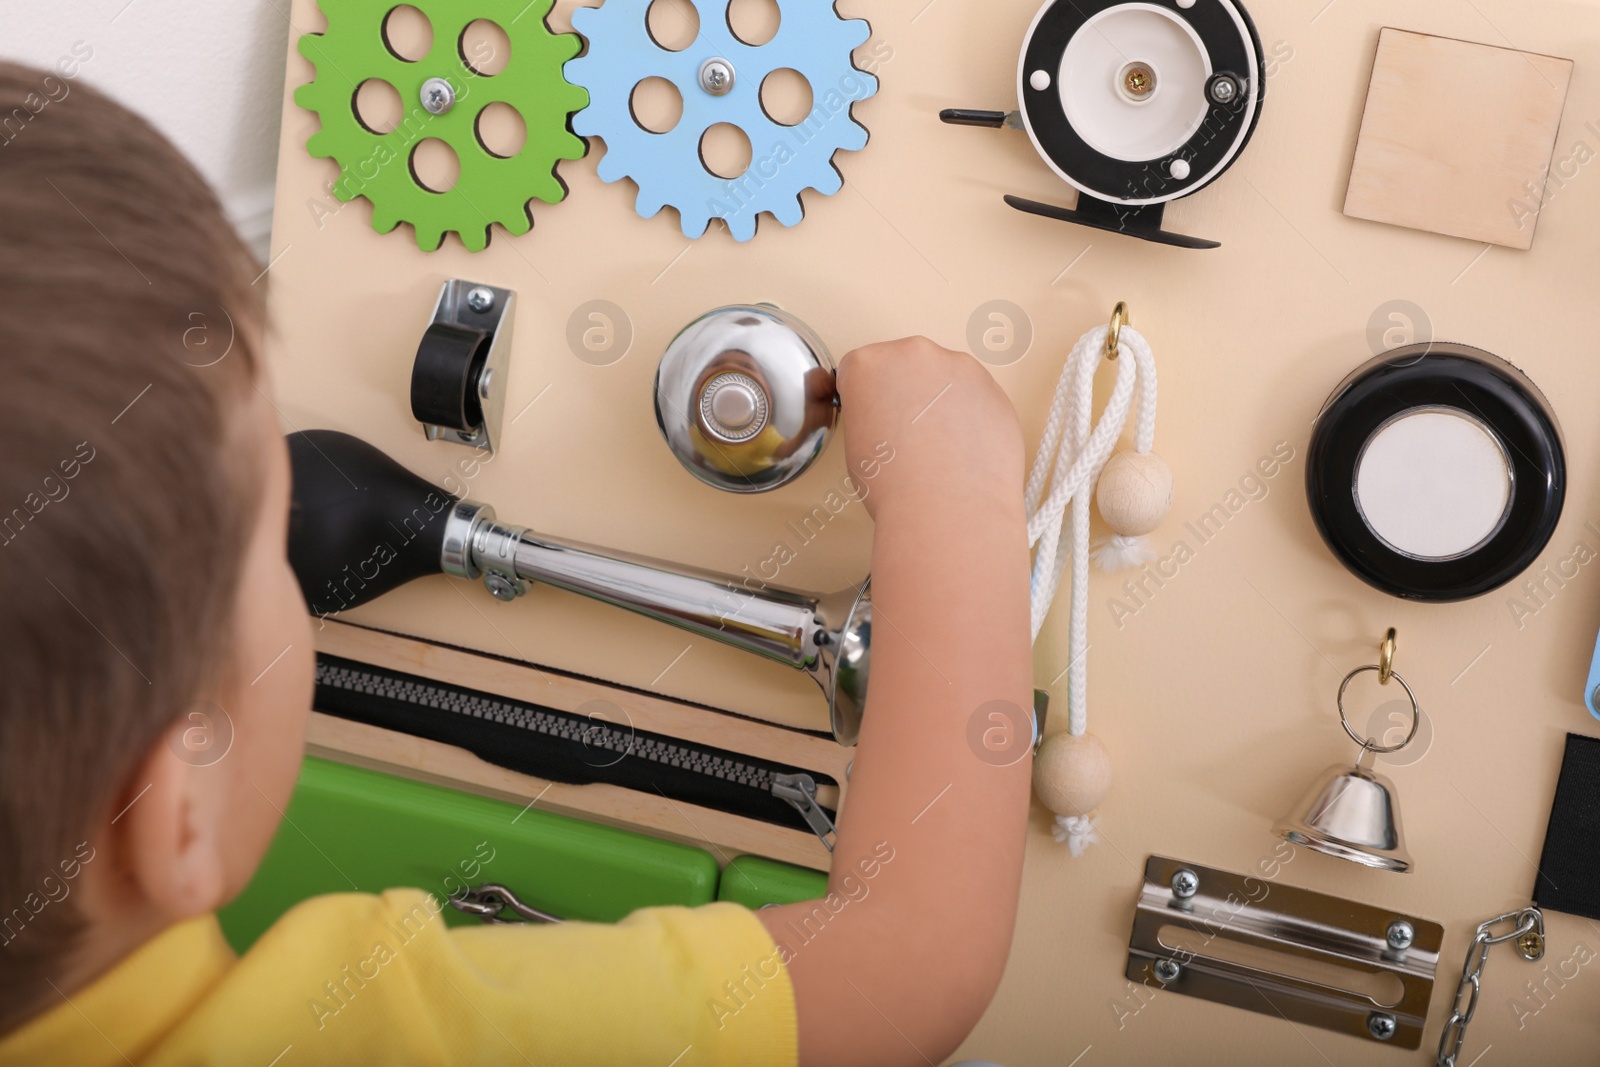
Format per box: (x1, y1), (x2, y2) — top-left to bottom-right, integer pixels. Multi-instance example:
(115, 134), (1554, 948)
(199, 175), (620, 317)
(1274, 643), (1418, 874)
(654, 304), (839, 493)
(1273, 750), (1413, 874)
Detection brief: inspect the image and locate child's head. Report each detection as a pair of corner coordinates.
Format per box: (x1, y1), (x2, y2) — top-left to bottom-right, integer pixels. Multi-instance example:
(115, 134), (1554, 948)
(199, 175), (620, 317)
(0, 61), (316, 1012)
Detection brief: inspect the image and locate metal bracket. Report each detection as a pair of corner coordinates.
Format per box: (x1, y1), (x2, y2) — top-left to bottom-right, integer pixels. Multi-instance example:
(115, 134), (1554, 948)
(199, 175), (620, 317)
(411, 279), (515, 455)
(440, 499), (528, 603)
(1127, 856), (1441, 1050)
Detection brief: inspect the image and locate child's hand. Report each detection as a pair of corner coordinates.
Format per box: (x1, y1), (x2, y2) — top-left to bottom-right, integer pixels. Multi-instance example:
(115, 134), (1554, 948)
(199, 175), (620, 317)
(837, 336), (1025, 519)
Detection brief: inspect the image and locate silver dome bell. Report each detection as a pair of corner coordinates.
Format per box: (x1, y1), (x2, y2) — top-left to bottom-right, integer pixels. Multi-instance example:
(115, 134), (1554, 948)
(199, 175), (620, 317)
(654, 304), (839, 493)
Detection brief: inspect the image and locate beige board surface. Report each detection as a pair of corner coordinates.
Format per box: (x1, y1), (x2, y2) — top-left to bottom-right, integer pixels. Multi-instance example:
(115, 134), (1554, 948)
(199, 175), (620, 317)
(1344, 28), (1575, 250)
(265, 0), (1600, 1063)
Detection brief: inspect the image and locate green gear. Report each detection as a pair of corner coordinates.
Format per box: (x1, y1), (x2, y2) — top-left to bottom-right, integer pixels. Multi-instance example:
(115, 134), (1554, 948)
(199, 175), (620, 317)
(295, 0), (588, 252)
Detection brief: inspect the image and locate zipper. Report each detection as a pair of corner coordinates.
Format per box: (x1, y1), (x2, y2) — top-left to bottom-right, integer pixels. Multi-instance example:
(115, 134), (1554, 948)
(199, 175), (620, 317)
(314, 654), (838, 850)
(771, 774), (836, 851)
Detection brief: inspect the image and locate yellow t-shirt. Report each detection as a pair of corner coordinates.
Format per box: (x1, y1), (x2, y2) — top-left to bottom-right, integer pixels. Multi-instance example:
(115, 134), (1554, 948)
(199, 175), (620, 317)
(0, 890), (798, 1066)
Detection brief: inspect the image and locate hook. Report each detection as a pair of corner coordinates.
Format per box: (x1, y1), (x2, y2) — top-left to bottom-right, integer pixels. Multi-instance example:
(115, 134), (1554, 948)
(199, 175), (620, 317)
(1106, 301), (1129, 361)
(1378, 627), (1397, 685)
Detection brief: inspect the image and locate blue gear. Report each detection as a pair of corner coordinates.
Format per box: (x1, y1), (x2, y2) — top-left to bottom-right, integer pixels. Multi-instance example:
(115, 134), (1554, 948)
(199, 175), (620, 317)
(566, 1), (877, 241)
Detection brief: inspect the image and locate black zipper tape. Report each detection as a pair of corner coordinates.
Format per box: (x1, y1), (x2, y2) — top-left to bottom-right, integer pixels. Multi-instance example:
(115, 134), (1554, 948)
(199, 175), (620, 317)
(314, 653), (838, 836)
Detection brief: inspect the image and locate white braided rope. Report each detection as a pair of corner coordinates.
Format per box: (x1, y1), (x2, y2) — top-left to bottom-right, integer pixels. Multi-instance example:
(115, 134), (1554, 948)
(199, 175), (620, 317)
(1026, 324), (1157, 856)
(1025, 324), (1157, 739)
(1130, 334), (1157, 454)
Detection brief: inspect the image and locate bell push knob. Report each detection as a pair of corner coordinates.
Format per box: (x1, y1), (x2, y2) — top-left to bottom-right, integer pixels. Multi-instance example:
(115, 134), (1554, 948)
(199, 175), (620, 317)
(654, 304), (839, 493)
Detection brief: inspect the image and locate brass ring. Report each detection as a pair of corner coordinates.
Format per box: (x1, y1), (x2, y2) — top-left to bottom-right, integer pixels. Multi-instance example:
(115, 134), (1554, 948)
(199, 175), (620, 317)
(1337, 665), (1419, 754)
(1106, 301), (1128, 361)
(1378, 627), (1397, 685)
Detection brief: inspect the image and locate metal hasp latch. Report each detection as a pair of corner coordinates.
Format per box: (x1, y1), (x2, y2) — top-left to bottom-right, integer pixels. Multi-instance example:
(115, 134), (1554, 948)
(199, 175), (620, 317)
(450, 883), (562, 925)
(410, 279), (515, 454)
(1127, 855), (1442, 1050)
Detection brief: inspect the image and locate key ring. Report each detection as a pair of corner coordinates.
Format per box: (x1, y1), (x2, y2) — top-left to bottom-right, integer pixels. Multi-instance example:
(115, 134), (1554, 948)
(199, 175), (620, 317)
(1338, 665), (1420, 753)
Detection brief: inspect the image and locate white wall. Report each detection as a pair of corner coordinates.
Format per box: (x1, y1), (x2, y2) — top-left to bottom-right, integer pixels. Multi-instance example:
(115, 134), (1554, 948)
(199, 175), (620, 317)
(2, 1), (291, 258)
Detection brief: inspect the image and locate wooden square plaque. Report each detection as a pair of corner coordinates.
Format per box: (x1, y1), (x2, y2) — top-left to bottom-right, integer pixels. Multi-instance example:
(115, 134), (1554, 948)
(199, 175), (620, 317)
(1344, 28), (1574, 249)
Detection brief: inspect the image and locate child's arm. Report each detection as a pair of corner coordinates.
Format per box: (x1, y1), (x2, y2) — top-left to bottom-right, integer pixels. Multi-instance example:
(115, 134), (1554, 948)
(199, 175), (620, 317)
(758, 337), (1035, 1067)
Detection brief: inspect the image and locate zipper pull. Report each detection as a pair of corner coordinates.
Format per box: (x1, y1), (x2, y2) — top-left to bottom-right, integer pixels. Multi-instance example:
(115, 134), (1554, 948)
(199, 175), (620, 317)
(772, 773), (837, 852)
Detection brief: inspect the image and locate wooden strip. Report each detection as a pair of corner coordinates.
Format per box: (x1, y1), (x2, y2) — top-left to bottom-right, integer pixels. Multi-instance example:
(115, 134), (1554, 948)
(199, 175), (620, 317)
(315, 621), (850, 774)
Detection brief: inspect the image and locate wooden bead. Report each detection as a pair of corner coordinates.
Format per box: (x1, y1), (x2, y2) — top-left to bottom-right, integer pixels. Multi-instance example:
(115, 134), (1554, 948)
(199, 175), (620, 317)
(1032, 732), (1112, 817)
(1095, 451), (1173, 537)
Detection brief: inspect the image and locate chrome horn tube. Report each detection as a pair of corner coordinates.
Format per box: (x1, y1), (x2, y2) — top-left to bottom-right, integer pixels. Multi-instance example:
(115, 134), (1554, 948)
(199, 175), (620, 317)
(443, 502), (872, 745)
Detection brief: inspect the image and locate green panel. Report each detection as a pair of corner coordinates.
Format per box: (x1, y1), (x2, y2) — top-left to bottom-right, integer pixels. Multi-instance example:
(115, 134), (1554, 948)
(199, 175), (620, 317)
(219, 757), (720, 953)
(716, 855), (830, 909)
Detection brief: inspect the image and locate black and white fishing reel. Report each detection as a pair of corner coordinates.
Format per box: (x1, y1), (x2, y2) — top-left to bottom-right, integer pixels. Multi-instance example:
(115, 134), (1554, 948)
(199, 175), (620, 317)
(943, 0), (1265, 248)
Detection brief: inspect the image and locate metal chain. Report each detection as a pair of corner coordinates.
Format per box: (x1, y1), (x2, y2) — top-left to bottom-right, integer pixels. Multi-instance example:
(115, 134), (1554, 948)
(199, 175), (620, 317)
(448, 883), (563, 925)
(1436, 906), (1544, 1067)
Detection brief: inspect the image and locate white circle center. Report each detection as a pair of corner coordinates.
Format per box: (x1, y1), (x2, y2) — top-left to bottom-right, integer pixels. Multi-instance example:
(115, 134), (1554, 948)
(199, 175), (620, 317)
(1060, 5), (1210, 162)
(1355, 408), (1512, 561)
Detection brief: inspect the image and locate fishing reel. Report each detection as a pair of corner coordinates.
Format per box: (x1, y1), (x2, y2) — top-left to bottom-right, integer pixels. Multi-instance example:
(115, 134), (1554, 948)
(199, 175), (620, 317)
(942, 0), (1266, 248)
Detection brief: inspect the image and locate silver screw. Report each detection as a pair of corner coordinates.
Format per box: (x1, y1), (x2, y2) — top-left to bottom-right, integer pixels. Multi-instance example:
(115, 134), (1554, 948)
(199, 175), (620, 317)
(484, 573), (522, 602)
(466, 287), (495, 314)
(1367, 1012), (1397, 1041)
(699, 57), (735, 96)
(1153, 959), (1182, 983)
(1171, 869), (1199, 900)
(420, 76), (456, 115)
(1208, 74), (1240, 105)
(1386, 920), (1415, 952)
